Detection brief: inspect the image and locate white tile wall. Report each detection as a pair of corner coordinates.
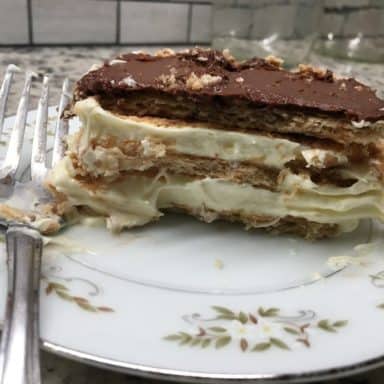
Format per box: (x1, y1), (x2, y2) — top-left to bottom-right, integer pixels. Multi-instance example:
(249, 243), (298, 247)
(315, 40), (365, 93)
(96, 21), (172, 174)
(0, 1), (382, 46)
(251, 4), (295, 39)
(32, 0), (116, 44)
(324, 0), (371, 7)
(120, 2), (189, 43)
(190, 5), (212, 42)
(212, 6), (251, 39)
(0, 0), (29, 44)
(321, 13), (345, 36)
(343, 9), (384, 36)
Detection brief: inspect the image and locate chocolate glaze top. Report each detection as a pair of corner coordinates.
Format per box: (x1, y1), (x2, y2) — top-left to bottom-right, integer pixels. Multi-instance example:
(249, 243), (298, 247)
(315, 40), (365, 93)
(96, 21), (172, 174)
(76, 48), (384, 122)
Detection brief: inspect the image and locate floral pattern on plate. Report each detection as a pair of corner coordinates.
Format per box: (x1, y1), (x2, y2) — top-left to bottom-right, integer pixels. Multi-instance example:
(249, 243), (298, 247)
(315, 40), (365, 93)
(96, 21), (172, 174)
(371, 270), (384, 310)
(43, 280), (115, 313)
(164, 306), (347, 352)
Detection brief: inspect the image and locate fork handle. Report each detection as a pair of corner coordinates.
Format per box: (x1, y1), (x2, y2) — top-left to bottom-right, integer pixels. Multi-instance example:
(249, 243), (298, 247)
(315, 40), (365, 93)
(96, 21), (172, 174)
(0, 226), (42, 384)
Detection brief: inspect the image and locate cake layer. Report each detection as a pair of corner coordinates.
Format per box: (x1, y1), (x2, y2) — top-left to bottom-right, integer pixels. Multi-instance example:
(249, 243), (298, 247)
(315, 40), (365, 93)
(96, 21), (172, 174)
(74, 98), (364, 174)
(98, 93), (384, 145)
(75, 98), (303, 168)
(51, 49), (384, 239)
(48, 156), (384, 236)
(72, 137), (373, 191)
(70, 98), (380, 192)
(76, 49), (384, 121)
(74, 49), (384, 143)
(73, 150), (280, 190)
(170, 206), (339, 240)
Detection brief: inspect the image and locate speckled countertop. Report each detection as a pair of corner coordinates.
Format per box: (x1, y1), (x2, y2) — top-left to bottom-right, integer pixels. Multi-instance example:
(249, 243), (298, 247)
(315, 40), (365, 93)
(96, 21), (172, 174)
(1, 46), (384, 384)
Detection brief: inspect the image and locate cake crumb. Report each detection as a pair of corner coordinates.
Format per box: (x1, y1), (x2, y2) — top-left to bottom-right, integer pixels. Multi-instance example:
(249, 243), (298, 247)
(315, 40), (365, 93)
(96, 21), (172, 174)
(297, 64), (333, 81)
(235, 77), (244, 83)
(265, 55), (284, 68)
(351, 120), (370, 128)
(222, 48), (236, 62)
(158, 72), (177, 89)
(327, 255), (370, 270)
(353, 242), (378, 256)
(85, 63), (102, 74)
(214, 259), (224, 270)
(189, 47), (210, 56)
(109, 59), (127, 66)
(311, 272), (323, 281)
(141, 138), (166, 158)
(186, 72), (222, 90)
(155, 48), (175, 57)
(120, 76), (137, 88)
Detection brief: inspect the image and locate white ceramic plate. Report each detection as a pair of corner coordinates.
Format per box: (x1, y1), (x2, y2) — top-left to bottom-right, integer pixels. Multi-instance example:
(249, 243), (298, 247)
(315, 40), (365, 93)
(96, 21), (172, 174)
(0, 108), (384, 383)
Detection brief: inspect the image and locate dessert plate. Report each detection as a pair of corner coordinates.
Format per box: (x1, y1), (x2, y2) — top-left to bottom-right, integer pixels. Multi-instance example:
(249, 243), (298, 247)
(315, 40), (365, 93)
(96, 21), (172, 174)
(1, 108), (384, 382)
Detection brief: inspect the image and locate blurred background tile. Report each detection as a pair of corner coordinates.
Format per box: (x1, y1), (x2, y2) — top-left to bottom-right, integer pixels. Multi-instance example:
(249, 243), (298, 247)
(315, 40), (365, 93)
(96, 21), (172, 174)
(251, 4), (295, 39)
(343, 9), (384, 36)
(324, 0), (371, 6)
(120, 2), (189, 43)
(190, 4), (212, 43)
(0, 0), (382, 47)
(212, 6), (251, 40)
(32, 0), (117, 44)
(0, 0), (29, 44)
(321, 12), (345, 36)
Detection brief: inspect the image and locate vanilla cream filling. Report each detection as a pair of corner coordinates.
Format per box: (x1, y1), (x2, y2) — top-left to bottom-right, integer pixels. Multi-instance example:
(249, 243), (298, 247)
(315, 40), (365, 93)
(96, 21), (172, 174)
(48, 156), (384, 233)
(73, 98), (344, 170)
(47, 97), (384, 234)
(301, 148), (348, 168)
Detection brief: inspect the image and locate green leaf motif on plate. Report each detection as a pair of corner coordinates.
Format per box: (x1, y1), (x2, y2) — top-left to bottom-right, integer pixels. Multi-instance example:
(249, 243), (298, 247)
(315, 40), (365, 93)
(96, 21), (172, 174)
(333, 320), (348, 328)
(252, 342), (271, 352)
(283, 327), (300, 335)
(270, 337), (290, 350)
(164, 334), (182, 341)
(212, 306), (235, 316)
(370, 270), (384, 311)
(44, 280), (114, 314)
(258, 307), (280, 317)
(215, 336), (232, 349)
(164, 306), (348, 353)
(317, 319), (347, 333)
(238, 311), (248, 324)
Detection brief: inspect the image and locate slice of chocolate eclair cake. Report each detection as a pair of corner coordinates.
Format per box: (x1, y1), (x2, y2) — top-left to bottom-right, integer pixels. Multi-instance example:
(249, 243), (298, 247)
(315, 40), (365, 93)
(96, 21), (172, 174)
(47, 48), (384, 239)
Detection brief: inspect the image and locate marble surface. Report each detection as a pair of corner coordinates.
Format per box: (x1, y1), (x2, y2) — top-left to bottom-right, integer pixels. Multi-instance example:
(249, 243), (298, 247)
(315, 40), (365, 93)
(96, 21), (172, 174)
(1, 46), (384, 384)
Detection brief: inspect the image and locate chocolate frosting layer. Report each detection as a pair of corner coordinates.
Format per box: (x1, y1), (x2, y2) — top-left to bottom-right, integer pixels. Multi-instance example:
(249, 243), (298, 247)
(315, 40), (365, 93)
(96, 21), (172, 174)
(76, 48), (384, 122)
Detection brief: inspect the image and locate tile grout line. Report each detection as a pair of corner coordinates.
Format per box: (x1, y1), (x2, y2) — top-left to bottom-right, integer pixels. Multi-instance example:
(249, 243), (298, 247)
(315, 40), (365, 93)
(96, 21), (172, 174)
(26, 0), (34, 45)
(186, 3), (193, 43)
(116, 0), (121, 44)
(0, 42), (210, 48)
(110, 0), (210, 4)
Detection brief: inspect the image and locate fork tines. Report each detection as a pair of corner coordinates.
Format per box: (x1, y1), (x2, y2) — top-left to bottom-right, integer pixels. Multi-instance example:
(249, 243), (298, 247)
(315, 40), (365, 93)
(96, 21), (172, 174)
(52, 78), (71, 168)
(0, 64), (70, 187)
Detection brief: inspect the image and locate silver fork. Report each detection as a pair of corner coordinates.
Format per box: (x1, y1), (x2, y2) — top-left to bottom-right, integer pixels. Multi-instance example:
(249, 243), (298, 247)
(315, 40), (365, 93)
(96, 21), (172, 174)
(0, 65), (71, 384)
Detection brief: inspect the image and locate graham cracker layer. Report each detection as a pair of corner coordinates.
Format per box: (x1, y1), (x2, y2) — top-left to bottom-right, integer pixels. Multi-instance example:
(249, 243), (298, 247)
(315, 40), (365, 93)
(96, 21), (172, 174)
(168, 205), (340, 240)
(98, 93), (384, 145)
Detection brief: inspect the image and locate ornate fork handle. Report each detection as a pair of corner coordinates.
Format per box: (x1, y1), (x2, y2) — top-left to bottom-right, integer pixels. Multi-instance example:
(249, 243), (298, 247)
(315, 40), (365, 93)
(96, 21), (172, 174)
(0, 226), (42, 384)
